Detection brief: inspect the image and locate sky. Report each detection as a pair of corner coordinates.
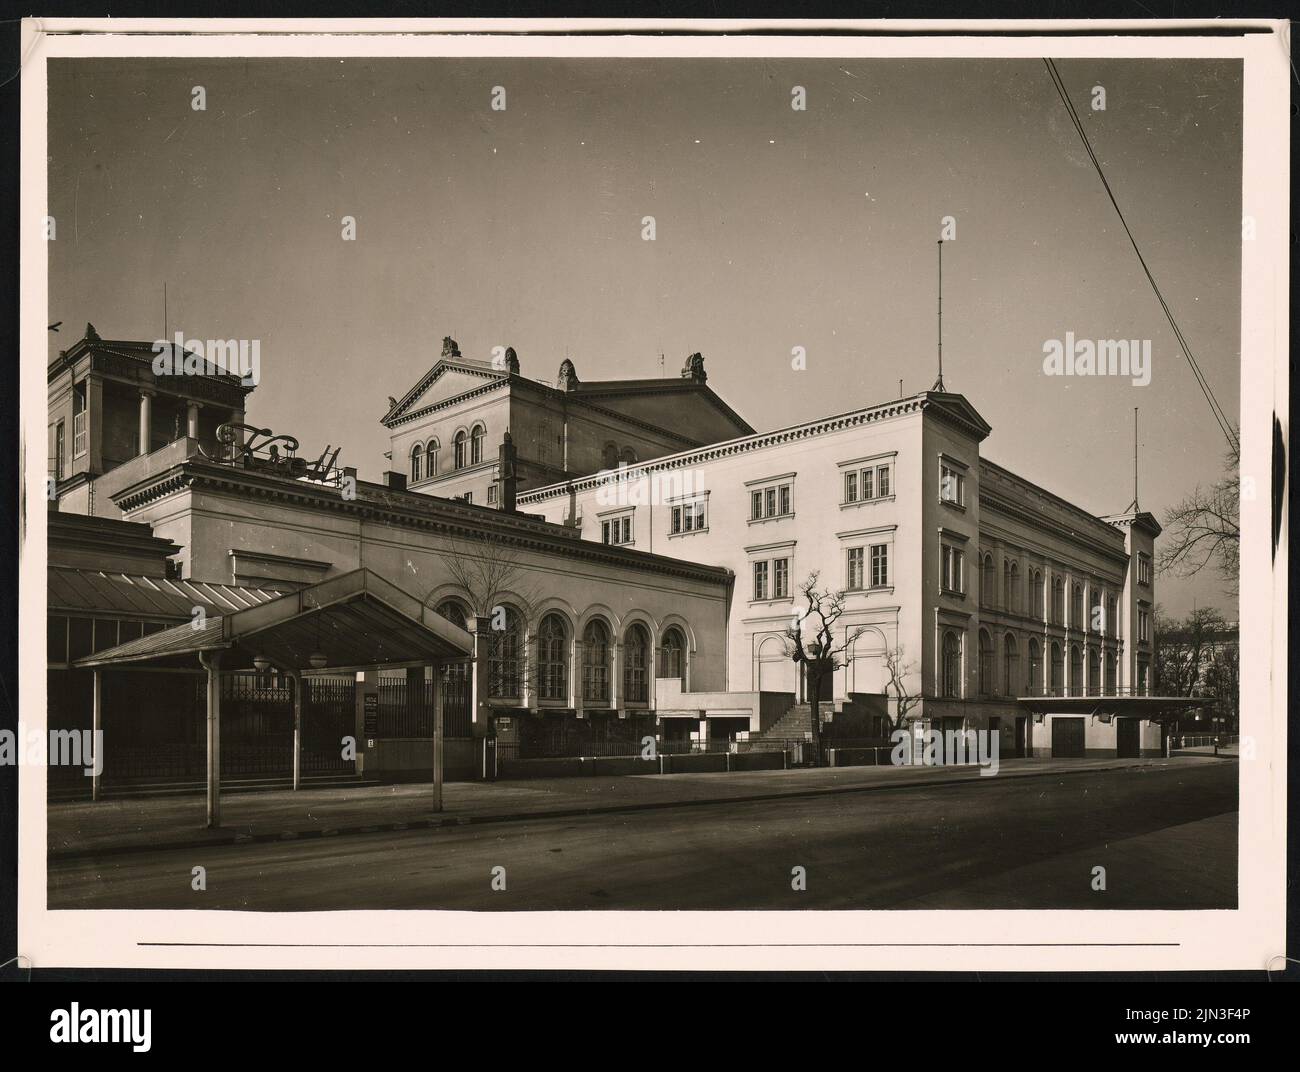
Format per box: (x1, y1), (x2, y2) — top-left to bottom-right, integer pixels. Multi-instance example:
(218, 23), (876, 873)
(47, 56), (1242, 618)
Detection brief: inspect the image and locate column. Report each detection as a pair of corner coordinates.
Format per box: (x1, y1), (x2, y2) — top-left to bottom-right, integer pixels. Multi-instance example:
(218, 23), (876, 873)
(85, 376), (104, 474)
(470, 617), (492, 735)
(289, 670), (303, 791)
(91, 670), (102, 802)
(138, 390), (154, 456)
(186, 401), (201, 440)
(432, 663), (444, 813)
(199, 651), (223, 828)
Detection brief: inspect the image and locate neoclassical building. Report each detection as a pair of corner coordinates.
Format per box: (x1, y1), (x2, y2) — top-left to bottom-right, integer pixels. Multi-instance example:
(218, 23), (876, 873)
(49, 325), (1166, 782)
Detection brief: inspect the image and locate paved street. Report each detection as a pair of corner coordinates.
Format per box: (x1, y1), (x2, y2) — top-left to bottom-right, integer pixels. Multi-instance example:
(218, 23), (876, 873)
(48, 761), (1237, 910)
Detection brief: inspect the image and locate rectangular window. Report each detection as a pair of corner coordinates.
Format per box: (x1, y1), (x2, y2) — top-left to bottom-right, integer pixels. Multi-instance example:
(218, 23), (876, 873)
(876, 465), (890, 497)
(1138, 609), (1150, 643)
(1137, 553), (1152, 586)
(847, 547), (864, 591)
(773, 558), (789, 599)
(861, 468), (874, 501)
(487, 484), (497, 505)
(942, 546), (965, 594)
(751, 490), (763, 519)
(753, 561), (769, 601)
(602, 515), (634, 546)
(940, 463), (965, 505)
(870, 544), (889, 587)
(677, 499), (705, 532)
(778, 484), (791, 515)
(844, 471), (858, 503)
(765, 487), (777, 518)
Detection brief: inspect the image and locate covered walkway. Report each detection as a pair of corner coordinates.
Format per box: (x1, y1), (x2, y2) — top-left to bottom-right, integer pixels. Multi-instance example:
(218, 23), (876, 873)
(76, 568), (474, 827)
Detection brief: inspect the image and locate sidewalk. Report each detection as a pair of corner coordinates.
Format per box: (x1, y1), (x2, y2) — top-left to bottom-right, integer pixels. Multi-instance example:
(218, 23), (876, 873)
(46, 755), (1216, 861)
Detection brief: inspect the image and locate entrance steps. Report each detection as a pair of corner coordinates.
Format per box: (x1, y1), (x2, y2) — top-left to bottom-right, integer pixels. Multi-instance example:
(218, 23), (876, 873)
(751, 702), (834, 743)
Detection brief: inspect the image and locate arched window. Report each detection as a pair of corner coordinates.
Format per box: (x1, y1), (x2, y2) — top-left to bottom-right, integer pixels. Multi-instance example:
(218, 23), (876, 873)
(941, 631), (962, 698)
(602, 443), (619, 469)
(1106, 594), (1117, 637)
(1031, 570), (1045, 618)
(538, 614), (569, 702)
(981, 554), (995, 607)
(1087, 646), (1101, 696)
(658, 627), (686, 683)
(410, 443), (423, 482)
(454, 430), (468, 470)
(435, 600), (467, 630)
(1005, 562), (1020, 614)
(488, 606), (523, 699)
(1071, 583), (1084, 628)
(624, 623), (650, 703)
(1003, 633), (1019, 696)
(1104, 650), (1117, 695)
(978, 629), (993, 696)
(1051, 576), (1064, 624)
(470, 424), (486, 466)
(426, 438), (440, 477)
(582, 619), (611, 703)
(1069, 643), (1083, 697)
(620, 446), (638, 466)
(1050, 642), (1063, 696)
(1027, 638), (1041, 697)
(1089, 587), (1103, 633)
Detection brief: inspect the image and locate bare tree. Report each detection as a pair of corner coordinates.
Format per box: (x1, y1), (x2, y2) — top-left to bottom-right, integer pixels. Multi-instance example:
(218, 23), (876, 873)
(1158, 434), (1240, 595)
(434, 530), (542, 699)
(1153, 605), (1236, 734)
(785, 572), (867, 764)
(881, 645), (923, 735)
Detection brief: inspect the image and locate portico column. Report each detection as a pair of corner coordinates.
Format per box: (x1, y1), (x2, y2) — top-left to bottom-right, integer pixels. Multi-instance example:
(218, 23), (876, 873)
(91, 670), (102, 802)
(138, 390), (154, 456)
(432, 663), (444, 813)
(199, 650), (223, 828)
(289, 670), (303, 791)
(470, 616), (492, 734)
(186, 401), (201, 439)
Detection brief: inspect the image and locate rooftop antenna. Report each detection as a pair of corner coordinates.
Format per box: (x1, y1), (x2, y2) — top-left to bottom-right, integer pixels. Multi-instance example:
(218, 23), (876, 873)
(931, 240), (945, 392)
(163, 282), (168, 345)
(899, 378), (903, 397)
(1126, 407), (1140, 512)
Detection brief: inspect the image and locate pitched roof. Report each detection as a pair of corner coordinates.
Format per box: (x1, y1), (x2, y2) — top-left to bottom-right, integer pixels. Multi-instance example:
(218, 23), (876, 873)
(48, 566), (289, 619)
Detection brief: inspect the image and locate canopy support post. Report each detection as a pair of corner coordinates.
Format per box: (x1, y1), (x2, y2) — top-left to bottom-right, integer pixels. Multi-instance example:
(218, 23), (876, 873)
(289, 669), (303, 791)
(91, 670), (102, 802)
(199, 650), (223, 828)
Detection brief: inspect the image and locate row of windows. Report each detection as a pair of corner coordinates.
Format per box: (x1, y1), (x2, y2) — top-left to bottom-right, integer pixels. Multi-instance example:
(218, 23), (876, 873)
(451, 601), (688, 703)
(409, 425), (486, 482)
(979, 556), (1123, 636)
(847, 545), (889, 590)
(750, 481), (793, 521)
(941, 629), (1131, 700)
(843, 464), (892, 504)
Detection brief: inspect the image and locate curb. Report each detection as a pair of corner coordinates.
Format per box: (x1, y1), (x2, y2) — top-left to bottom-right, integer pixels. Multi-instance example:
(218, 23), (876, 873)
(46, 758), (1181, 863)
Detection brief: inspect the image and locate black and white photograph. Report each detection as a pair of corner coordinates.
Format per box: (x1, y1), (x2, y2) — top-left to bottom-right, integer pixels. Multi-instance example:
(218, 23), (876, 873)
(12, 17), (1289, 978)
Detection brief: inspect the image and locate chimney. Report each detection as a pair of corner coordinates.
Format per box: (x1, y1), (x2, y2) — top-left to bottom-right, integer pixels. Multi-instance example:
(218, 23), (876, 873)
(498, 431), (518, 512)
(385, 471), (407, 491)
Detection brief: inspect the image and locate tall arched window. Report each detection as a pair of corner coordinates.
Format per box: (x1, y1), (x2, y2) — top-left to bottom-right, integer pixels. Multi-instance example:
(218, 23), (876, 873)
(658, 626), (686, 683)
(624, 623), (650, 703)
(1069, 643), (1083, 697)
(582, 620), (611, 703)
(1087, 647), (1101, 696)
(1027, 638), (1041, 697)
(470, 424), (486, 465)
(1089, 587), (1103, 633)
(1106, 594), (1117, 637)
(978, 629), (993, 696)
(1071, 583), (1084, 628)
(981, 554), (995, 607)
(488, 606), (522, 699)
(426, 438), (439, 477)
(1003, 633), (1019, 696)
(454, 430), (468, 470)
(941, 631), (961, 698)
(1050, 642), (1063, 695)
(538, 614), (569, 702)
(1104, 650), (1117, 695)
(1005, 562), (1020, 613)
(1051, 576), (1064, 624)
(410, 443), (423, 482)
(602, 443), (618, 469)
(620, 446), (638, 466)
(1031, 570), (1045, 618)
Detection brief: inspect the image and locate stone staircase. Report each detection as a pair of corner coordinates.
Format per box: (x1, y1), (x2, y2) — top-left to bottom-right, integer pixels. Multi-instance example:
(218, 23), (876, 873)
(751, 702), (835, 744)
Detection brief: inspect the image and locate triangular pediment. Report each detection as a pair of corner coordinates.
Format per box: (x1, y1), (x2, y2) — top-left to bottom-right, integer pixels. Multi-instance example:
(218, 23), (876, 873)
(382, 359), (506, 425)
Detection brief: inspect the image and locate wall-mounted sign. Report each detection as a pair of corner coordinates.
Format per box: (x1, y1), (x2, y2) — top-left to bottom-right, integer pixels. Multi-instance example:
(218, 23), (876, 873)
(363, 693), (379, 737)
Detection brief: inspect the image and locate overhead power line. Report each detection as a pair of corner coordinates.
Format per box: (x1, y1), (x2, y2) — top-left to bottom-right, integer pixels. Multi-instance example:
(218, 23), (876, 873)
(1042, 58), (1239, 454)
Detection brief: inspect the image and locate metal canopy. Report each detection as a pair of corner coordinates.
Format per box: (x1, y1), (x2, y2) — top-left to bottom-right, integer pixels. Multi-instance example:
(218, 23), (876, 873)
(1014, 695), (1216, 719)
(74, 567), (473, 672)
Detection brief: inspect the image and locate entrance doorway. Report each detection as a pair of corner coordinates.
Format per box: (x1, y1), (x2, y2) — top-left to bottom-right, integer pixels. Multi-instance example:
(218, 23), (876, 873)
(1116, 717), (1141, 758)
(1051, 717), (1086, 758)
(1015, 715), (1028, 758)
